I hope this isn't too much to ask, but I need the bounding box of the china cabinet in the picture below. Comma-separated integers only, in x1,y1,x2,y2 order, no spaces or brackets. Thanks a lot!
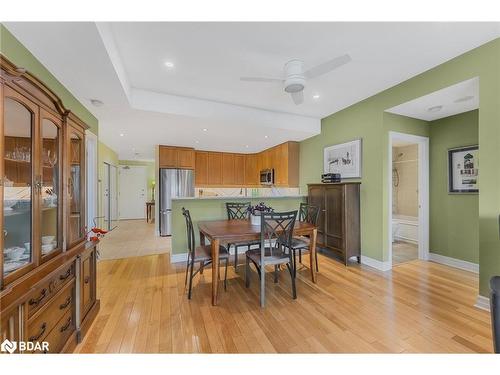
0,55,99,353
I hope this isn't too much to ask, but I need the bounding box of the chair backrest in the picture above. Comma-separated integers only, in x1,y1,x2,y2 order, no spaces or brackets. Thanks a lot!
491,276,500,353
261,210,297,258
226,202,251,220
299,203,320,225
182,207,196,258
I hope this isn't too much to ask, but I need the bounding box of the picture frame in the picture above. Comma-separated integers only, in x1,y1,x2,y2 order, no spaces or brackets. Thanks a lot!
323,139,362,179
448,145,479,194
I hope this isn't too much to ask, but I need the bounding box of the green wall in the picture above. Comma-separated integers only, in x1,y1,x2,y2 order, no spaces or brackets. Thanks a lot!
0,24,98,135
429,110,479,263
171,197,305,255
300,38,500,296
119,160,155,201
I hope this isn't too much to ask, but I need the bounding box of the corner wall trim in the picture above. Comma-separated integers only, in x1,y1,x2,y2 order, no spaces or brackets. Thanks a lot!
429,253,479,274
360,255,392,272
474,295,490,311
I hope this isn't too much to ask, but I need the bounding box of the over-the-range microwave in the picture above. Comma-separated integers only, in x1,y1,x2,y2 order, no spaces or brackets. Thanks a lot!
260,169,274,185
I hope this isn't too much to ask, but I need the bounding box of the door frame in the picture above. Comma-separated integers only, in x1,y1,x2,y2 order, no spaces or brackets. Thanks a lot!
85,130,98,232
388,131,430,265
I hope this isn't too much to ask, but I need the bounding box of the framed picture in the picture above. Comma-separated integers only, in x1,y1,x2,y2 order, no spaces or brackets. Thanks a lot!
448,145,479,193
323,139,362,179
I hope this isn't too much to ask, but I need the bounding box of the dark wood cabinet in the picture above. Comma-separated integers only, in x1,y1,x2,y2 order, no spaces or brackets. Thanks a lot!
308,183,360,265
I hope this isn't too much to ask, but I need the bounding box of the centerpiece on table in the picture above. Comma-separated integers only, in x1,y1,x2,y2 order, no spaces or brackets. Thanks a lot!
247,202,274,226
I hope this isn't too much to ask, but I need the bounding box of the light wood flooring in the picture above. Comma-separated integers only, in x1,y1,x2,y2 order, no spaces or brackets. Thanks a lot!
98,220,170,260
74,245,493,353
392,241,418,265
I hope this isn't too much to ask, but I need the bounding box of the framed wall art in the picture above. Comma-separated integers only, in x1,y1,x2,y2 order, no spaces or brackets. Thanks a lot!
448,145,479,193
323,139,362,179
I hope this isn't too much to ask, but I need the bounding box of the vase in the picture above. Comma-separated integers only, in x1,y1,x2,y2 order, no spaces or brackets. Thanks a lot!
250,214,261,226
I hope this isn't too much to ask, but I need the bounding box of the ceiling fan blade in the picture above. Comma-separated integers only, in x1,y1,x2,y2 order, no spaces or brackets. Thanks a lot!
304,54,351,79
240,76,283,83
291,91,304,105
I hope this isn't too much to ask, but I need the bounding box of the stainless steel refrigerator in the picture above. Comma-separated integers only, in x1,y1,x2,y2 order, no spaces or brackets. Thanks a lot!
159,169,194,236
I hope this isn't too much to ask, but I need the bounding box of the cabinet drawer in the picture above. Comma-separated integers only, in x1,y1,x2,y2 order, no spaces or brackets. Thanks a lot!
26,262,75,318
28,309,74,354
27,281,74,344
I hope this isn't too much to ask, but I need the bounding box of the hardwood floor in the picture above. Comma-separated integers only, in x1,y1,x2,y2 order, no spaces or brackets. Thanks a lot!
392,241,418,265
74,250,492,353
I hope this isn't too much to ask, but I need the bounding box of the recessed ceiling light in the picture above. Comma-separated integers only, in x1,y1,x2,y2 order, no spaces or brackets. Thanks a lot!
164,61,175,69
203,128,208,132
264,135,268,139
195,140,199,144
90,99,104,107
454,95,474,103
312,94,320,100
245,145,249,148
120,133,125,137
428,105,443,113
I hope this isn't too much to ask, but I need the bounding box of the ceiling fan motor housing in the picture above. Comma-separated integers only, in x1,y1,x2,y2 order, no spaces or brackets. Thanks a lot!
284,59,305,93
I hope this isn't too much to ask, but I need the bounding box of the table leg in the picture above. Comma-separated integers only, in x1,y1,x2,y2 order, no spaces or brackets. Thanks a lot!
309,228,317,283
211,238,220,305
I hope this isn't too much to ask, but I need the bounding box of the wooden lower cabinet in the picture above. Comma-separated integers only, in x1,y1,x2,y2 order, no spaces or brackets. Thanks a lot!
308,183,361,265
0,242,99,354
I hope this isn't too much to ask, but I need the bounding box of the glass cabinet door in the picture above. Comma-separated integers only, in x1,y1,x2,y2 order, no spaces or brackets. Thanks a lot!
68,129,85,246
40,113,62,259
2,95,36,279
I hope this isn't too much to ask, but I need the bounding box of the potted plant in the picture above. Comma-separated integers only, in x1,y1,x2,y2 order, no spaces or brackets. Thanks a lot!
247,202,274,226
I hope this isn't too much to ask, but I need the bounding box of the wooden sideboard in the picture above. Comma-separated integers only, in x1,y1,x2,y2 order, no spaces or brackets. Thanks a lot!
0,54,99,353
308,183,361,265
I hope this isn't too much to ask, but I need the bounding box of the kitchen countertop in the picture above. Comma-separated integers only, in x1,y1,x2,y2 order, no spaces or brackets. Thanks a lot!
172,195,306,201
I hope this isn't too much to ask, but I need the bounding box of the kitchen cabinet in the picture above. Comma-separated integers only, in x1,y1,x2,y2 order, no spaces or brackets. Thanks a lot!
195,151,209,186
207,152,223,185
234,154,245,185
222,153,236,185
1,56,99,353
159,146,195,169
307,183,361,265
245,153,260,186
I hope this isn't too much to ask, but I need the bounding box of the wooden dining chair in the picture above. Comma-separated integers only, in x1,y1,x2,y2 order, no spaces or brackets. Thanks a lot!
182,207,230,299
245,210,298,307
225,202,260,270
288,203,320,276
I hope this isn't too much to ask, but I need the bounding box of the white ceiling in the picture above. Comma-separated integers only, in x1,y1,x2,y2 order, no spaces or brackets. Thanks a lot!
386,78,479,121
4,22,500,160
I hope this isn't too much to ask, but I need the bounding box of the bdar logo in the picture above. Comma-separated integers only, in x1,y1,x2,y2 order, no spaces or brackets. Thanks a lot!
1,339,17,354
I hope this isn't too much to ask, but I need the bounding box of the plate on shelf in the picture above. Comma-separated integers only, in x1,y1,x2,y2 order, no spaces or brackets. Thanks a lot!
4,260,28,273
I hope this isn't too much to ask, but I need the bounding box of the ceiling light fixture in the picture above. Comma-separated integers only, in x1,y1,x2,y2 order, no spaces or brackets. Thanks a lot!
203,128,208,132
120,133,125,137
195,140,199,144
164,61,175,69
245,145,249,148
90,99,104,107
428,105,443,113
313,94,320,100
264,135,268,139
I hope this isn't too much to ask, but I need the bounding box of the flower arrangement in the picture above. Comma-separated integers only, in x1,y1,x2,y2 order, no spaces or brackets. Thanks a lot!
86,226,108,242
247,202,273,226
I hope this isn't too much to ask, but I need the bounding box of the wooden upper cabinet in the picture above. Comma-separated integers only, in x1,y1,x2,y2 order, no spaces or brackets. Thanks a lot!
159,146,195,169
245,153,259,186
207,152,223,185
222,153,236,185
234,154,245,185
195,151,208,186
177,148,195,169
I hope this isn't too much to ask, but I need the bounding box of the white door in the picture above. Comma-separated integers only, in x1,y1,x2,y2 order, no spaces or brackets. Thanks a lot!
119,166,147,219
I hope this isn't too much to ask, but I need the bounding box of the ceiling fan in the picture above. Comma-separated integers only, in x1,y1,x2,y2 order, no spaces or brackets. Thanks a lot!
240,54,351,105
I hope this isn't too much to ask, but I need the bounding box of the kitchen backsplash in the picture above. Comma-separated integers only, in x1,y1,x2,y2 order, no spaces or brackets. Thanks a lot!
195,187,300,198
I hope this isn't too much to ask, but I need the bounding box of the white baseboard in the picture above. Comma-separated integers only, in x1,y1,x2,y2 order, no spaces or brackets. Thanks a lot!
361,255,392,272
474,295,490,311
170,253,188,263
429,253,479,274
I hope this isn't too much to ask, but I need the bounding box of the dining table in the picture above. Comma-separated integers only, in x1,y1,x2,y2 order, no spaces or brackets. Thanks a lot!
197,219,318,306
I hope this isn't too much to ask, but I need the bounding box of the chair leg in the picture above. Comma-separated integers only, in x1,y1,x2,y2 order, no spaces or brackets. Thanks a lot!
200,260,204,275
224,257,228,291
187,260,195,300
234,245,238,270
299,249,302,264
286,263,297,300
245,256,250,288
274,265,279,283
292,250,297,278
184,255,190,287
315,250,319,272
260,263,266,308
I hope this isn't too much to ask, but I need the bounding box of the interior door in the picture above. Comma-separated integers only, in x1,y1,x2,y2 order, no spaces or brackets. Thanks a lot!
118,165,147,220
102,162,110,229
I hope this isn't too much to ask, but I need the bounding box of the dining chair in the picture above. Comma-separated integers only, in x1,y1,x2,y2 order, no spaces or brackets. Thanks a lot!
287,203,320,276
182,207,230,299
225,202,261,270
245,210,298,307
491,275,500,353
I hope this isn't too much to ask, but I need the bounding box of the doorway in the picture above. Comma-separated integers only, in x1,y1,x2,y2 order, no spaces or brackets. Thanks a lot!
103,162,119,231
388,132,429,265
118,165,147,220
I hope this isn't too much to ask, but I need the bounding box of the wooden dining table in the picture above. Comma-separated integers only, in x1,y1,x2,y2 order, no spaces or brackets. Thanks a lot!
197,219,318,306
